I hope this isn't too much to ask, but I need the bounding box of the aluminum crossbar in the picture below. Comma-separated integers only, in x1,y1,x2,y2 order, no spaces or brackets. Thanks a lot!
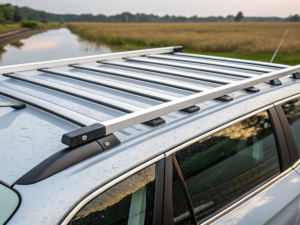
39,68,177,102
4,74,143,113
125,57,256,78
148,54,274,73
174,52,289,69
0,86,98,126
70,64,210,92
100,65,300,135
100,61,235,85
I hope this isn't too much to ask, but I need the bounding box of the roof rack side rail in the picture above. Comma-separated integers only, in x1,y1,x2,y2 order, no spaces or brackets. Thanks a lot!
0,86,98,127
148,54,275,73
124,57,255,78
0,101,26,109
99,64,300,136
100,61,259,93
173,52,289,69
0,47,178,75
38,68,200,113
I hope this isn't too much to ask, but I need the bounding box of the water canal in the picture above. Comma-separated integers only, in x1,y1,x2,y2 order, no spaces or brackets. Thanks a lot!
0,28,114,66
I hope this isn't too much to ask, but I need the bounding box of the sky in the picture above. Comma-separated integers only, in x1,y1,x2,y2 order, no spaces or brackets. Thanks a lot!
6,0,300,17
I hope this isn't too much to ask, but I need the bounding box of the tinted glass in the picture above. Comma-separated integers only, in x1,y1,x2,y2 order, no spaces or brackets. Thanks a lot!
68,164,156,225
0,184,19,224
174,111,280,223
281,97,300,155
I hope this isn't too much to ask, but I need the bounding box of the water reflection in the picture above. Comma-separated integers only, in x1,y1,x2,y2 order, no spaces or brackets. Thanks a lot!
0,28,113,67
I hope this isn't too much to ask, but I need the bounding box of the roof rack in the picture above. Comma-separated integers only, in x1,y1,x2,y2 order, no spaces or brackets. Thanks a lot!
69,64,232,101
147,54,275,73
4,73,166,127
100,60,259,93
1,46,300,149
124,57,256,78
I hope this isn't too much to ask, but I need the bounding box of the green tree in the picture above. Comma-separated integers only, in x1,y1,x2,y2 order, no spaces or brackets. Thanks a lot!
290,14,300,22
234,11,244,22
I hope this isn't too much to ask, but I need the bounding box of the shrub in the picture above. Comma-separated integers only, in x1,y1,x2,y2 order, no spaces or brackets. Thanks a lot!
20,20,38,28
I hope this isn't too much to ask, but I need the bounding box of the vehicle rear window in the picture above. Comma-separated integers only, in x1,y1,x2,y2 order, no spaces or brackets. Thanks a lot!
172,111,280,223
281,97,300,155
68,164,156,225
0,183,19,224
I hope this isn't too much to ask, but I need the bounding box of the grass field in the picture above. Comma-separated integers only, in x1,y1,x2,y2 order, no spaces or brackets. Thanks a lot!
67,22,300,65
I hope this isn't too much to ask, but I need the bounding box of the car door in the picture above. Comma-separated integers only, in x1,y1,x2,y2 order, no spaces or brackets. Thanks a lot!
162,105,300,225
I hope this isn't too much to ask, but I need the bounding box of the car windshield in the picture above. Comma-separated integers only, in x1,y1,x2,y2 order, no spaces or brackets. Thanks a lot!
0,183,19,224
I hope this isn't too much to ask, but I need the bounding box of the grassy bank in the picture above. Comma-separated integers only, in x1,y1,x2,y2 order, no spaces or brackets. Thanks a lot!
0,22,65,34
0,24,22,33
67,22,300,65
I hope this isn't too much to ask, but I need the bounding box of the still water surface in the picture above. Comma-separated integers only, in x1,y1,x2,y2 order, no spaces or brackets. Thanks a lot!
0,28,113,67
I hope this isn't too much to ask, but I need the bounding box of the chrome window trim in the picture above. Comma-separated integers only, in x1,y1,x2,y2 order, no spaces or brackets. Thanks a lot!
274,93,300,106
60,154,164,225
165,104,273,157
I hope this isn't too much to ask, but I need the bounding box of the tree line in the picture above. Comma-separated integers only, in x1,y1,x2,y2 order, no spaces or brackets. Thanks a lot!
1,3,299,24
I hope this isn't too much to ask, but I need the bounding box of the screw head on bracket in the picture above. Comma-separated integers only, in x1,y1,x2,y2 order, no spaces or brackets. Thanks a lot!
104,142,111,146
82,135,87,141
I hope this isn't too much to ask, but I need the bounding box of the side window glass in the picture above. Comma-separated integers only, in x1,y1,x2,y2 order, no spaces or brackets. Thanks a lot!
173,111,280,223
68,164,156,225
281,97,300,155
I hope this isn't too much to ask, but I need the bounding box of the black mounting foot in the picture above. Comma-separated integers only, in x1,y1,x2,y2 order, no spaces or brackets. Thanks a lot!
173,46,183,53
143,117,165,127
245,87,260,93
180,105,200,113
62,123,106,147
270,79,282,85
215,95,233,102
293,73,300,79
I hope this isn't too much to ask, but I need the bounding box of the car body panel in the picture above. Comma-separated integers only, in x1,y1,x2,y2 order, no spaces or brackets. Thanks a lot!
212,170,300,225
6,76,300,225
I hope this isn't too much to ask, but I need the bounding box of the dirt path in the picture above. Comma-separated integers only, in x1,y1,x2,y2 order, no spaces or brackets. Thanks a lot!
0,28,42,47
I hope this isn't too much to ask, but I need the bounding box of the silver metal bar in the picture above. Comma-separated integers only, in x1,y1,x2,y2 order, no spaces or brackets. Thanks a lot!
148,54,274,73
270,29,289,63
5,74,143,113
0,101,26,109
101,65,300,135
40,68,177,102
0,47,176,74
71,64,210,92
0,86,98,127
126,57,256,78
174,52,289,69
101,61,234,85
